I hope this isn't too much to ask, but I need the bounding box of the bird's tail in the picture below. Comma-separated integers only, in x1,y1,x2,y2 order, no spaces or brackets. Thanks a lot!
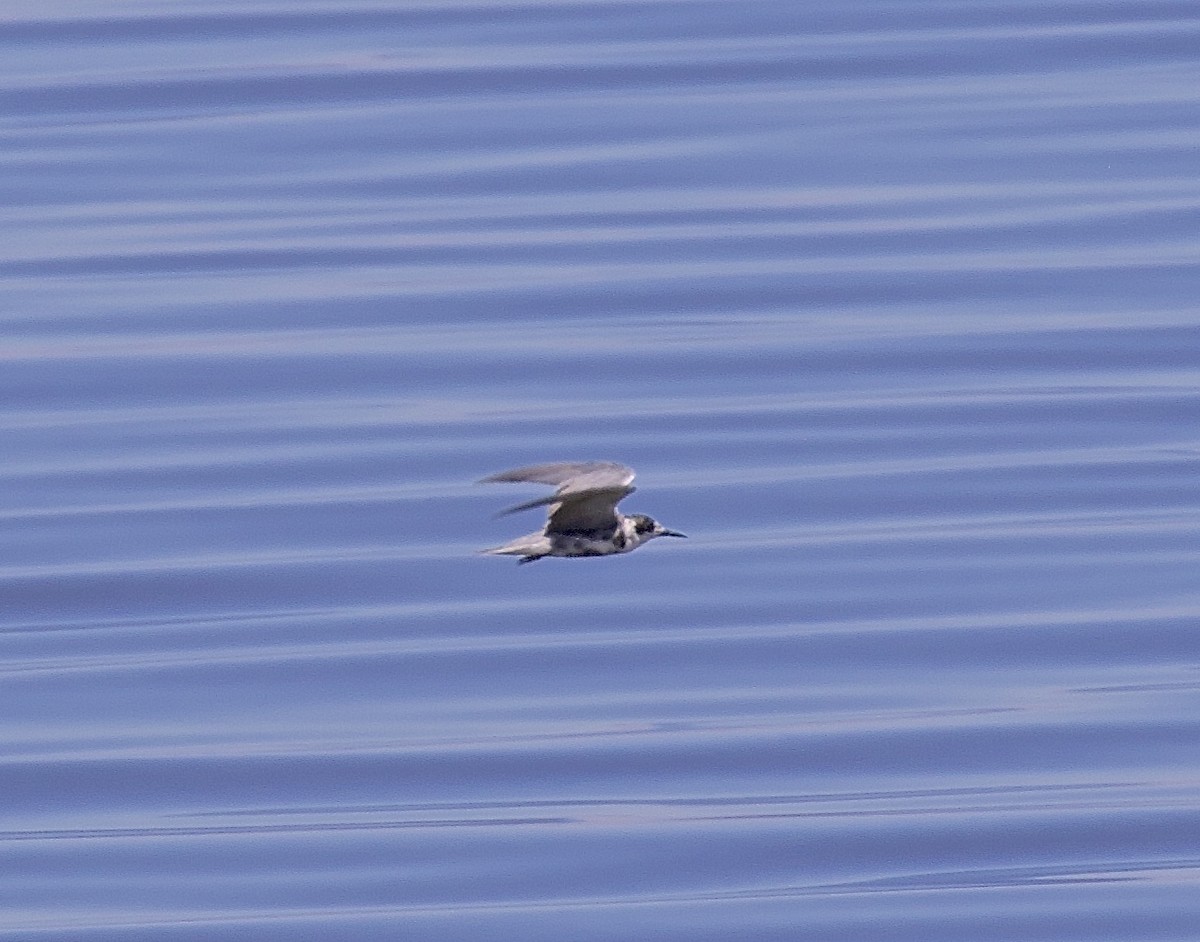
480,531,551,561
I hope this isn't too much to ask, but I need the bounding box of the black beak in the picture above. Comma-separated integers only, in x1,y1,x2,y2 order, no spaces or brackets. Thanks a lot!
661,529,687,538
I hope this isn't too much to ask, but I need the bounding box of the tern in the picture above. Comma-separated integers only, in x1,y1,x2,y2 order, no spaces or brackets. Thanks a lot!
479,461,686,563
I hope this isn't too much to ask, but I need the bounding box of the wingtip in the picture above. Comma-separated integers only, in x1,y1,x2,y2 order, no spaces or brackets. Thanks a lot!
492,494,555,518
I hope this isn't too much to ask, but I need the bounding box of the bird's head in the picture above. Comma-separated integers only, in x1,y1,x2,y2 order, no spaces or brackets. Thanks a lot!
630,514,687,541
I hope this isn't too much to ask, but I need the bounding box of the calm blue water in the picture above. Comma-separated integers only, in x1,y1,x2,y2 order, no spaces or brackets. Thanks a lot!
4,2,1200,938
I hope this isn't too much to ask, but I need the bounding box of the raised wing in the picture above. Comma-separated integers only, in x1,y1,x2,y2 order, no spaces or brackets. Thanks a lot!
480,461,636,529
479,461,633,489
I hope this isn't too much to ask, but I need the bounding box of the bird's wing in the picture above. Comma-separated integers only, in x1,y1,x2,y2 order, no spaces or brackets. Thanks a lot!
479,461,634,488
546,486,633,533
481,461,637,523
491,484,636,518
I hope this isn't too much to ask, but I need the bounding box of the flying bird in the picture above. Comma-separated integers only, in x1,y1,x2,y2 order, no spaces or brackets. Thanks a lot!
479,461,685,564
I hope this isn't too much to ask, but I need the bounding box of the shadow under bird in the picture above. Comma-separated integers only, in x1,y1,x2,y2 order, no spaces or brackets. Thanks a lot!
479,461,686,564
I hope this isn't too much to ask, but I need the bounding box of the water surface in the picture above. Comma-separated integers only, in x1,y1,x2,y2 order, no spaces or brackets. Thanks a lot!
3,1,1200,938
